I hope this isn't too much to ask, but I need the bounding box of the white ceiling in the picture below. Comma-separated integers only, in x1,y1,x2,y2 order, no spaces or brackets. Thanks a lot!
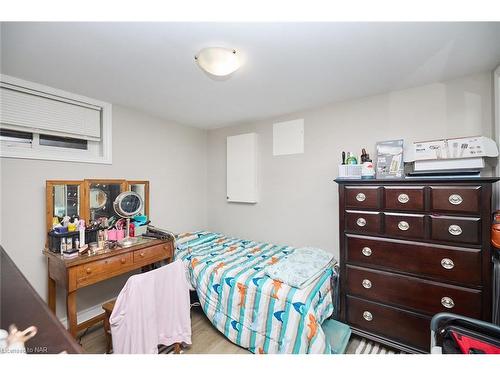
1,22,500,129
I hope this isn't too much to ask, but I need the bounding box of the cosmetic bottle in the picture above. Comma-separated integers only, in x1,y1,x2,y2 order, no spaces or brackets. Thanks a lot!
60,238,66,254
79,220,86,246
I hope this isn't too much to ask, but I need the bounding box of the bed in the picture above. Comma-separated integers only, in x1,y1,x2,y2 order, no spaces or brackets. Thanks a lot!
174,231,337,354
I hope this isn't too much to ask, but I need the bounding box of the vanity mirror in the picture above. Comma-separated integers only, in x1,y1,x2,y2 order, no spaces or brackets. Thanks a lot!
45,179,150,242
85,179,127,221
46,181,84,232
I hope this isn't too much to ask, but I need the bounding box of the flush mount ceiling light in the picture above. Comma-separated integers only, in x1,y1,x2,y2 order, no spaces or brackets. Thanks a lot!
195,47,241,77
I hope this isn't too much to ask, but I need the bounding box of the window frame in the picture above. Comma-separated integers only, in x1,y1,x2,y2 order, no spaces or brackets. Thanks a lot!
0,74,112,164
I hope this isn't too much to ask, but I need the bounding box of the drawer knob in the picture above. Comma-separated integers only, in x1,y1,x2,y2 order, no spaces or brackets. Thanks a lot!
86,267,92,274
356,217,367,227
356,193,366,202
448,225,462,236
441,297,455,309
362,279,372,289
363,311,373,321
398,193,410,204
362,247,372,257
398,221,410,231
441,258,455,270
121,258,126,264
140,252,145,257
449,194,463,205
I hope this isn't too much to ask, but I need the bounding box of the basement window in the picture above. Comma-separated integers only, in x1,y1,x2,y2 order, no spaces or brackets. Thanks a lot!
0,129,33,146
0,74,112,164
39,134,88,150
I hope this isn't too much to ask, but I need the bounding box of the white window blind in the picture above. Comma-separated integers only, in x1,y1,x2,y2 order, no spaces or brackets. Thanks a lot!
0,85,101,140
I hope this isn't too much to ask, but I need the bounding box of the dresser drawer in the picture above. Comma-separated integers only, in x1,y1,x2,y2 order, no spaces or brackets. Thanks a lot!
384,187,424,211
346,265,482,318
346,295,430,351
430,215,480,245
384,213,425,239
430,186,481,214
345,211,381,234
345,187,380,209
346,235,482,286
76,253,133,287
133,243,172,264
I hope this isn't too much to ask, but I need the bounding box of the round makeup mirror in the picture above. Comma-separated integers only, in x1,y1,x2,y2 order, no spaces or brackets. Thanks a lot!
113,191,143,218
113,191,144,246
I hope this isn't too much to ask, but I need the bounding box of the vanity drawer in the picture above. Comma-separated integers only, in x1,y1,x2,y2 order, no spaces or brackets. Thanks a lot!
346,265,482,318
384,213,425,239
133,243,173,264
430,215,481,245
346,235,482,286
346,295,430,351
345,211,381,235
384,187,424,211
345,187,380,209
76,253,133,287
430,186,481,214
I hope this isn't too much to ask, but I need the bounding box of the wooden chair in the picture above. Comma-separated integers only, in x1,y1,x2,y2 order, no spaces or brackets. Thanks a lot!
102,300,181,354
102,300,115,354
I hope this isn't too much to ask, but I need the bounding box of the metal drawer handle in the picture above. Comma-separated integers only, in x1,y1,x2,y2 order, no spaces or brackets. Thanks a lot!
441,297,455,309
86,267,92,274
363,311,373,321
448,225,462,236
362,247,372,257
356,217,367,227
356,193,366,202
398,193,410,204
441,258,455,270
362,279,372,289
449,194,463,205
140,252,145,257
398,221,410,231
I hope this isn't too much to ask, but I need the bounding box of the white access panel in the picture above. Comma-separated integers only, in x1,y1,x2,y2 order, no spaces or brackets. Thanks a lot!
227,133,258,203
273,118,304,156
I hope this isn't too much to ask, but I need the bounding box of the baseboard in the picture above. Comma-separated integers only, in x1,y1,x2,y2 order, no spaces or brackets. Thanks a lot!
59,303,105,329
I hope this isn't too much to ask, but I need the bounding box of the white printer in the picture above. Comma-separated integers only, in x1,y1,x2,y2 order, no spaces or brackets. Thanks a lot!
404,136,499,175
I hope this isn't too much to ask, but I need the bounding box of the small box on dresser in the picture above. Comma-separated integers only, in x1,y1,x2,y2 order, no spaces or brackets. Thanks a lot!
335,177,499,353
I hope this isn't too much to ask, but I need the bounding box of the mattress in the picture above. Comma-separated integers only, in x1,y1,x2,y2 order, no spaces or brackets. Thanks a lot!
174,231,337,354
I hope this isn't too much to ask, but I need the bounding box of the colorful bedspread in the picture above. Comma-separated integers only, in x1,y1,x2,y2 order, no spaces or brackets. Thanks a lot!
174,231,337,354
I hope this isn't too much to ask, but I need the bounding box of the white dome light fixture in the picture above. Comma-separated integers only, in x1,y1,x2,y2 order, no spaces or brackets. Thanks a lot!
195,47,241,78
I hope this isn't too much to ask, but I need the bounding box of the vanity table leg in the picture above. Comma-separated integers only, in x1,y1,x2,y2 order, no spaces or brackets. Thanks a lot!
48,276,56,313
66,291,78,338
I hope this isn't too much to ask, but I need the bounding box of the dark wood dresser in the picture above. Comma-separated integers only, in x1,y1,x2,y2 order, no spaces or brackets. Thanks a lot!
335,177,499,353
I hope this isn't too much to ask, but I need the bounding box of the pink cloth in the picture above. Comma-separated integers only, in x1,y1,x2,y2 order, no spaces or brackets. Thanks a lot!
109,260,192,354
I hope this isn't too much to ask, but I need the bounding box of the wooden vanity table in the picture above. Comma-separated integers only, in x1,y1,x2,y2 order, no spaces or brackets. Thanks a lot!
44,178,173,338
44,237,174,338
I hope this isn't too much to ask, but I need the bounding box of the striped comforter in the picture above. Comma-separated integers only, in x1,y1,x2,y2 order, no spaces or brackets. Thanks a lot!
174,231,336,354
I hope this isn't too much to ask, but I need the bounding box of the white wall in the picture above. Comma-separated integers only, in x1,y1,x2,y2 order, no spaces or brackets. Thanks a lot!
0,71,495,322
0,105,208,319
206,73,494,260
